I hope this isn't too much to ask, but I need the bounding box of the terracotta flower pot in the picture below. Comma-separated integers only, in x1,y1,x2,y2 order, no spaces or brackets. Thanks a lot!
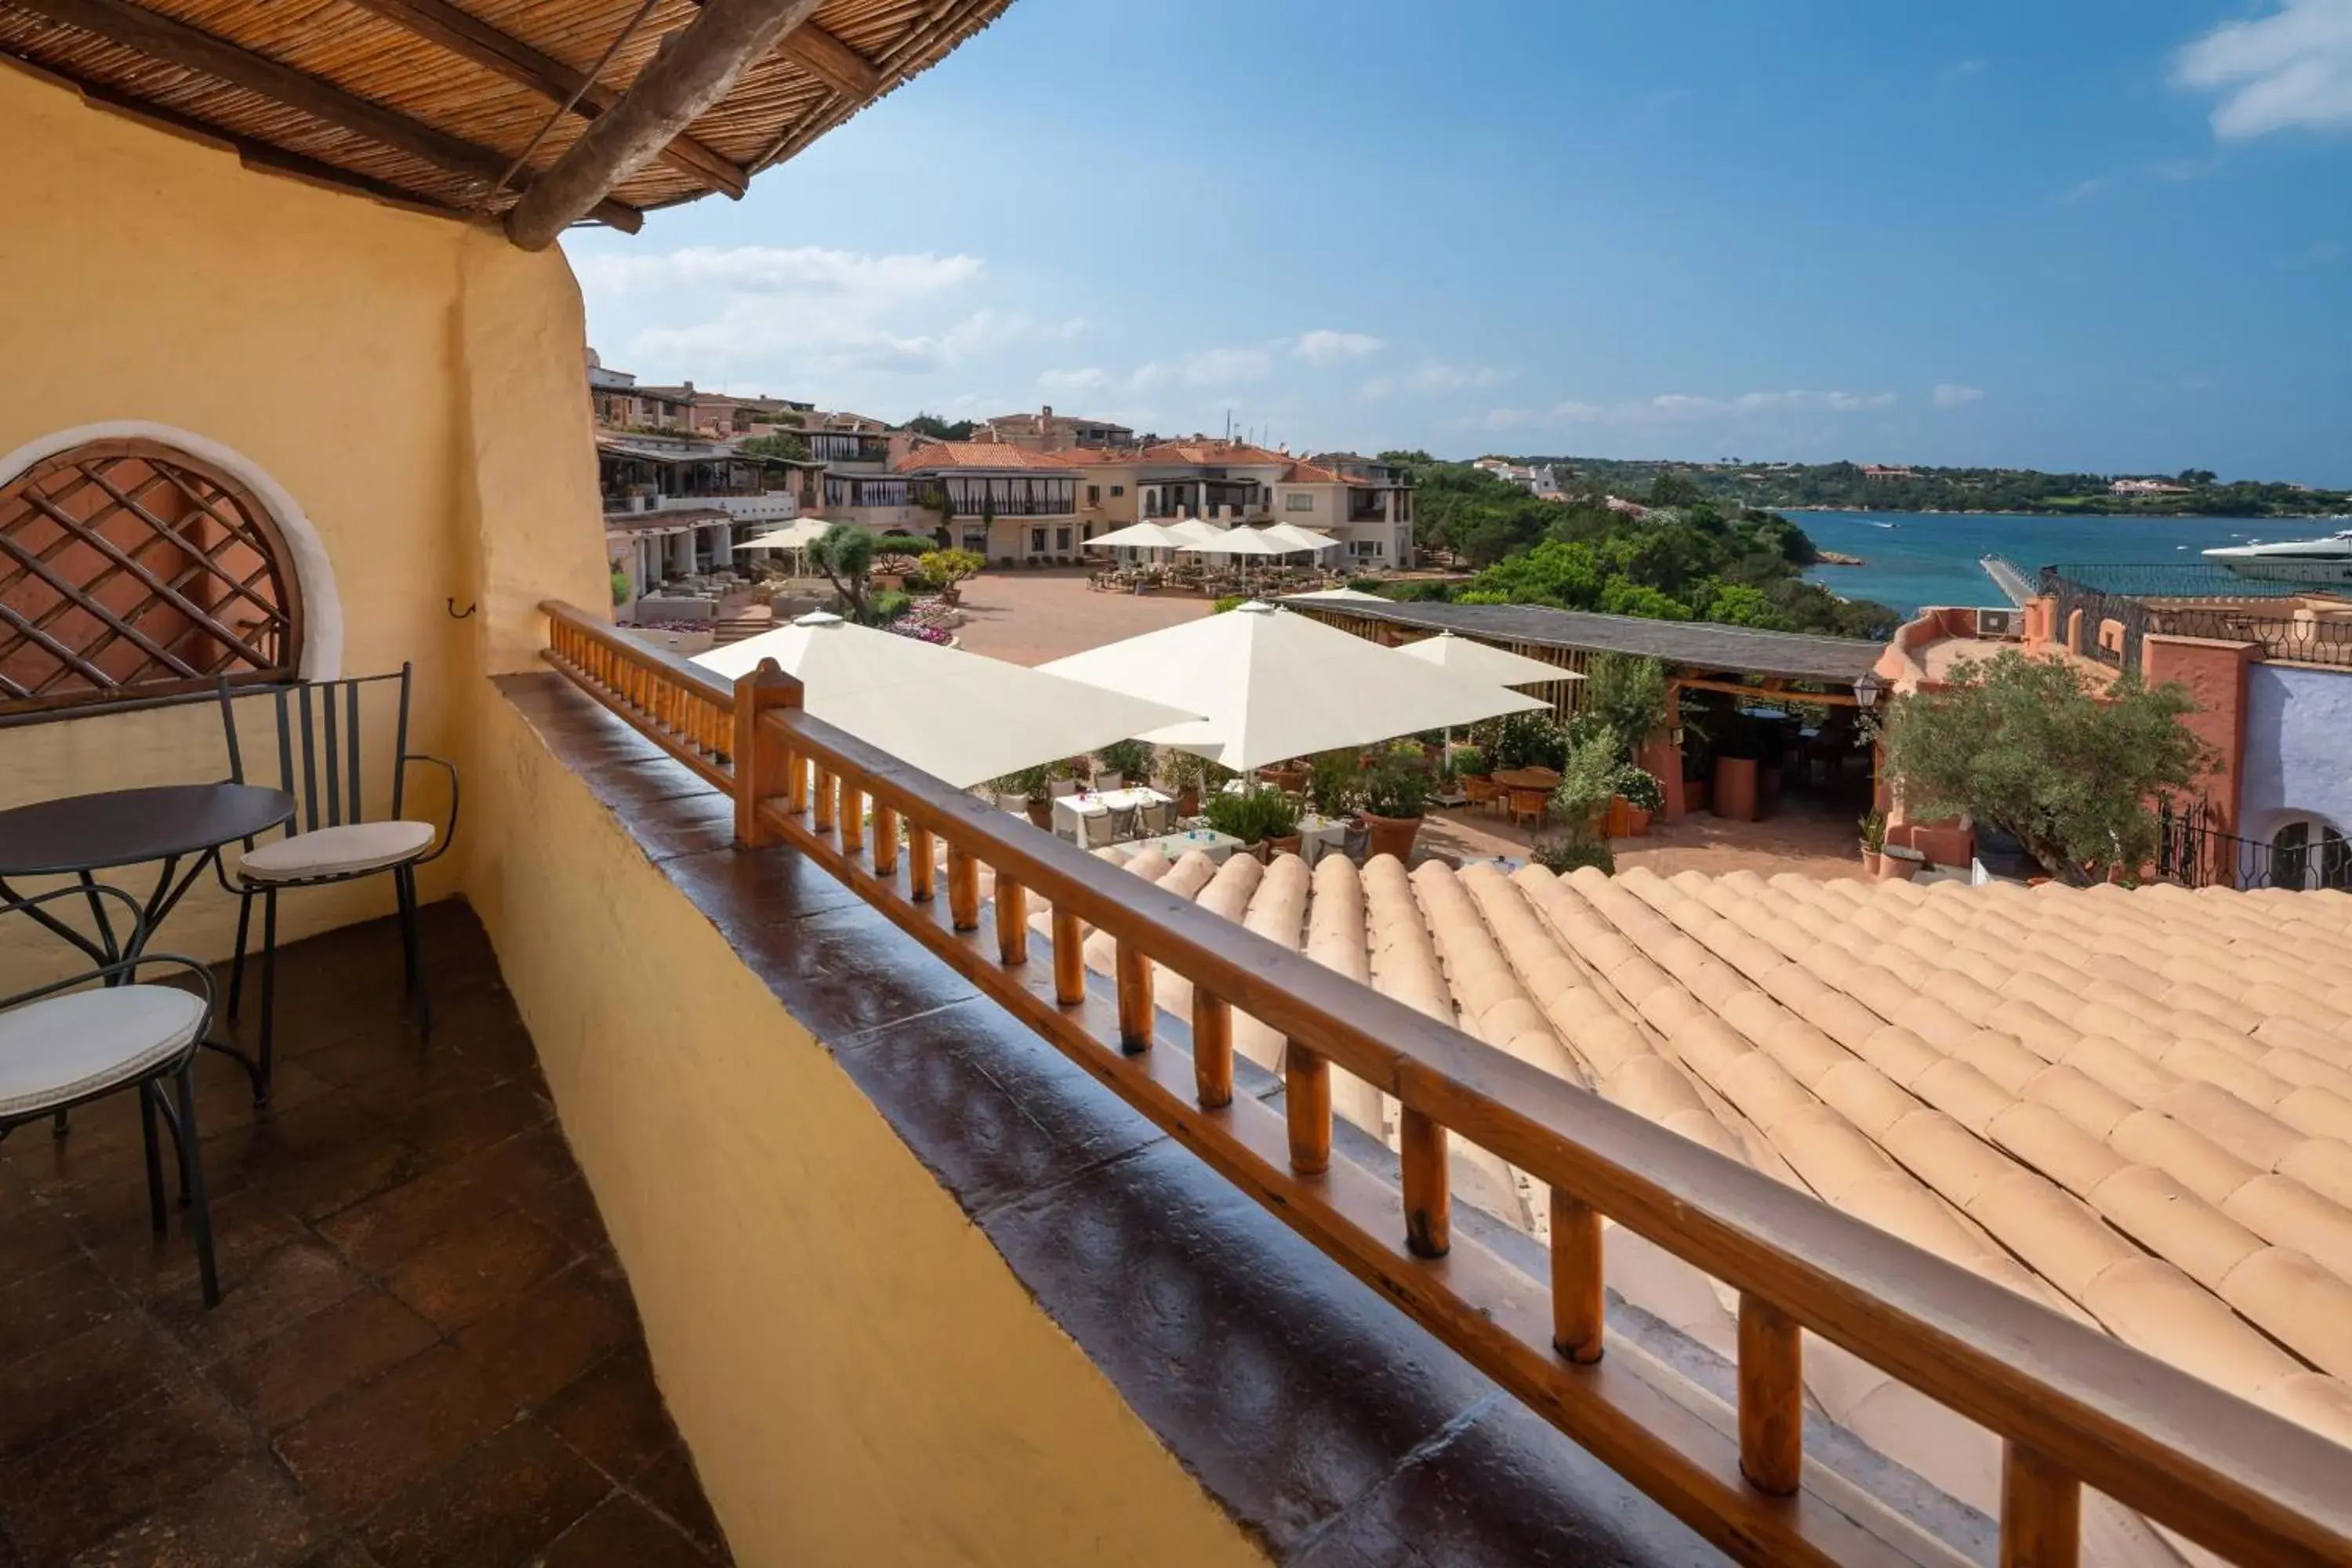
1712,757,1759,822
1025,800,1054,830
1261,833,1302,862
1878,846,1924,881
1175,788,1200,818
1605,797,1631,839
1624,806,1652,837
1862,849,1883,877
1685,779,1710,814
1363,811,1421,862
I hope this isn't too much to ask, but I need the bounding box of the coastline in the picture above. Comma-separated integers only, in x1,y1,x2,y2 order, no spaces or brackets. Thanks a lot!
1784,505,2352,521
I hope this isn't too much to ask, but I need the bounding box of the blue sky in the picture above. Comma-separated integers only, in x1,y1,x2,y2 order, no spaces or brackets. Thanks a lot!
567,0,2352,484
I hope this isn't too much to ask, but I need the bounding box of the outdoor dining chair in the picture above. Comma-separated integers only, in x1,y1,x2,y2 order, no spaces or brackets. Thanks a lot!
214,666,457,1098
1,886,220,1305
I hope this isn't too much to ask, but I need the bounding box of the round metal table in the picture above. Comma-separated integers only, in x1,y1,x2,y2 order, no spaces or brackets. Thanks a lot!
0,782,295,1123
0,782,295,966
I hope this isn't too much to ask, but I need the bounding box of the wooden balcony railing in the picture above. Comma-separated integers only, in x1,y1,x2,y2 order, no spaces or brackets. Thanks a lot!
538,601,2352,1568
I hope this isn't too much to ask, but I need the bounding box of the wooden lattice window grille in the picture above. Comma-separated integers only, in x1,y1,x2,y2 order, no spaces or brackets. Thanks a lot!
0,439,305,719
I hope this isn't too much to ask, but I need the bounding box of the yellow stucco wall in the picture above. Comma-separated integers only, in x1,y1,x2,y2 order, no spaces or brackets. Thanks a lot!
469,693,1267,1568
0,64,602,988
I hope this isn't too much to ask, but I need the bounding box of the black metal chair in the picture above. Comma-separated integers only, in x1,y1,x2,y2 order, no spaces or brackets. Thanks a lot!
216,666,458,1098
0,886,220,1305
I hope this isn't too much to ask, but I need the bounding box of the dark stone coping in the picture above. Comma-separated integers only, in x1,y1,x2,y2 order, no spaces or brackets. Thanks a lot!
493,670,1988,1566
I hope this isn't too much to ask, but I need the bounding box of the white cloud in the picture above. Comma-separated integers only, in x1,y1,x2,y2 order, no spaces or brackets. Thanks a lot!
1933,383,1986,408
1549,401,1606,420
1498,389,1897,429
2053,176,2113,206
1038,367,1112,393
1293,329,1385,364
2176,0,2352,139
1130,348,1272,390
576,245,982,299
1359,363,1503,400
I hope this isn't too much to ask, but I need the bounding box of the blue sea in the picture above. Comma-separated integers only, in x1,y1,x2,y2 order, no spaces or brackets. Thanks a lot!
1792,510,2291,617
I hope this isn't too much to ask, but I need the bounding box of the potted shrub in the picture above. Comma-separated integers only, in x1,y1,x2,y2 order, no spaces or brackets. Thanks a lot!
1305,748,1363,821
993,765,1054,829
1359,755,1433,862
1094,739,1154,793
1415,728,1447,766
917,547,984,608
1157,748,1210,818
1205,786,1303,861
1858,808,1886,875
1614,766,1664,837
1532,837,1616,876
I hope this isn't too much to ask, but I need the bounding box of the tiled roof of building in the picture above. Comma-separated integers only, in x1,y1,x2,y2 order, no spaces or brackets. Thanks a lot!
1138,440,1294,467
1283,459,1355,485
1303,599,1884,683
891,442,1084,473
1029,852,2352,1541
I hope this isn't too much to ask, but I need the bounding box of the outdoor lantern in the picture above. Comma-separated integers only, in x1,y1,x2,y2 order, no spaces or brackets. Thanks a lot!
1852,670,1883,711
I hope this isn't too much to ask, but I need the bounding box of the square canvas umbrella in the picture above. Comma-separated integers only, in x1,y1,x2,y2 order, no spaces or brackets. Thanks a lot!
1040,601,1548,773
1256,523,1341,556
1083,521,1183,551
1175,528,1288,558
1160,517,1228,546
737,517,833,550
1283,586,1391,603
1394,631,1582,688
695,612,1201,789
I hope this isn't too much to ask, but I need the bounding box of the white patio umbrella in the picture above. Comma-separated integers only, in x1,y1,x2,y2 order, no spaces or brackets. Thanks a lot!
1160,517,1227,546
1256,523,1341,557
694,612,1201,789
1283,586,1391,603
1394,631,1582,688
1176,528,1289,558
1040,601,1548,772
736,517,833,551
1083,521,1183,551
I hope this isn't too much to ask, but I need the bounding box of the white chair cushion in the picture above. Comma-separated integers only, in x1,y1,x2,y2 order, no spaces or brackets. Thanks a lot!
238,820,435,883
0,985,206,1120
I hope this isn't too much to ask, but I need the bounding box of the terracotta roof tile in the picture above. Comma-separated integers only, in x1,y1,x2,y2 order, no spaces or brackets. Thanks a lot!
891,441,1088,473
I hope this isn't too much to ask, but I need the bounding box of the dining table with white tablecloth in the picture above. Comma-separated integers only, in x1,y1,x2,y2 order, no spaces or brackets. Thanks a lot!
1051,786,1177,846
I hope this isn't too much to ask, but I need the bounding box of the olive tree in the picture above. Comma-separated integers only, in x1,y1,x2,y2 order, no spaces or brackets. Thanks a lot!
807,522,877,622
1874,650,2210,884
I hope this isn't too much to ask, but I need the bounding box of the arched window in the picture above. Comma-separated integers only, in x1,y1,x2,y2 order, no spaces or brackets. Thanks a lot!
0,438,303,719
2272,817,2352,892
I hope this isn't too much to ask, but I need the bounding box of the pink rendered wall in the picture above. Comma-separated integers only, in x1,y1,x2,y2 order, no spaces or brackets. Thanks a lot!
2140,634,2255,832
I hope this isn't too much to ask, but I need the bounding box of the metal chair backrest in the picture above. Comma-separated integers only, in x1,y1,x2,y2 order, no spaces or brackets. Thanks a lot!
218,665,413,840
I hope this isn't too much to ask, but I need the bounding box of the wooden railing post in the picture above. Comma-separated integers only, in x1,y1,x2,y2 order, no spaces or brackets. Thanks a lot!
1051,909,1083,1005
908,825,935,901
1193,993,1233,1108
812,765,836,833
1400,1105,1449,1257
731,660,801,848
996,876,1028,965
1286,1040,1330,1174
947,844,980,931
1738,1294,1804,1497
2001,1443,2082,1568
1551,1189,1604,1363
840,782,866,854
1115,941,1152,1052
872,804,900,875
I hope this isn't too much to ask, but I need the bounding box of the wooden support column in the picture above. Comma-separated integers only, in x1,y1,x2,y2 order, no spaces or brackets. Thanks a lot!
1738,1294,1804,1496
1551,1189,1604,1363
506,0,826,248
2000,1443,2082,1568
729,659,800,847
1400,1106,1449,1258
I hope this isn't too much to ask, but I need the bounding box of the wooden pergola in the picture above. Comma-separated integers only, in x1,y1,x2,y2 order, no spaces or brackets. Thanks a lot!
0,0,1014,247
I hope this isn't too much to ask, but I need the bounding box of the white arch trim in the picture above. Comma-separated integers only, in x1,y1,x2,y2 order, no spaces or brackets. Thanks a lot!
0,420,343,680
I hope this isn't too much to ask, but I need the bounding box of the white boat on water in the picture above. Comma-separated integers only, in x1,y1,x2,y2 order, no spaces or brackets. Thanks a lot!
2201,528,2352,586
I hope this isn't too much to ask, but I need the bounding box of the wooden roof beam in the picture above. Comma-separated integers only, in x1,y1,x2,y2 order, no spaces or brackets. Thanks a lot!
339,0,748,199
12,0,642,230
506,0,822,249
779,21,880,96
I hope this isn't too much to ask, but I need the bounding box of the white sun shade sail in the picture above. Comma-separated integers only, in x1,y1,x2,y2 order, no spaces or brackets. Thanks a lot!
1394,631,1582,688
1256,523,1341,555
737,517,833,550
1040,601,1548,773
1176,528,1289,557
694,613,1202,789
1083,521,1184,550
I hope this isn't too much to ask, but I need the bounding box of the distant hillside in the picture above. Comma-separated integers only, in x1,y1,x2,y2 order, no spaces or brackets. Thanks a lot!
1505,458,2352,518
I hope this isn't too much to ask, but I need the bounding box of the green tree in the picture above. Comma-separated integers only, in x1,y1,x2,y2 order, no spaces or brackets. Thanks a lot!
904,413,976,441
1466,539,1602,607
808,523,878,622
739,432,809,462
1874,651,2212,884
1596,580,1692,619
1646,471,1704,508
1576,654,1674,759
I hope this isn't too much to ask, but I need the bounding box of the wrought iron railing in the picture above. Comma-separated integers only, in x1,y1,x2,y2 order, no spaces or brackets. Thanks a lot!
2038,568,2352,669
2158,800,2352,891
538,599,2352,1568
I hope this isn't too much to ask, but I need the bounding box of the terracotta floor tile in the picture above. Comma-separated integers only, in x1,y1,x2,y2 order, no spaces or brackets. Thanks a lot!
456,1259,638,1416
358,1421,608,1568
317,1127,575,1278
272,1345,523,1524
537,1494,716,1568
82,1186,305,1303
0,1254,125,1372
384,1209,572,1333
292,1542,383,1568
153,1240,368,1363
0,1195,85,1280
503,1174,614,1257
212,1290,439,1434
630,1446,728,1558
0,1379,254,1564
67,1454,322,1568
368,1080,555,1170
0,1315,183,1461
539,1348,681,1484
